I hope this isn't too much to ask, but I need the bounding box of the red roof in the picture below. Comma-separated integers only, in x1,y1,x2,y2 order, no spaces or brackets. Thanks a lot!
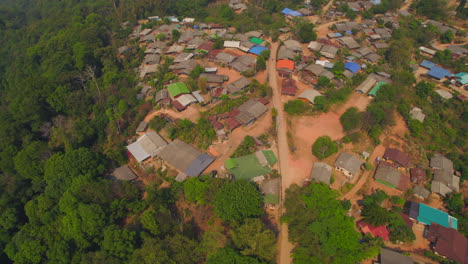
358,221,390,241
172,100,186,112
426,223,468,264
397,172,409,191
256,98,269,105
207,49,223,59
281,78,298,96
276,59,294,71
210,120,224,130
410,168,427,183
278,70,292,77
226,117,241,130
212,87,226,98
198,41,214,52
383,148,410,167
218,112,230,119
228,109,240,118
398,212,413,228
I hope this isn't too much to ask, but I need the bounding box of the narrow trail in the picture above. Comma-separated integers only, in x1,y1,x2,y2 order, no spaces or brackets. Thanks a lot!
268,42,294,264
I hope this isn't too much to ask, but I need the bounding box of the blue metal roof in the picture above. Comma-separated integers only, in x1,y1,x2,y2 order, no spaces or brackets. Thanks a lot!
281,8,303,16
420,60,435,69
345,62,361,74
427,66,451,80
248,45,269,56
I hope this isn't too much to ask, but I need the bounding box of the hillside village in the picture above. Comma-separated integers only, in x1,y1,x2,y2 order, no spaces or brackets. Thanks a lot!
110,1,468,262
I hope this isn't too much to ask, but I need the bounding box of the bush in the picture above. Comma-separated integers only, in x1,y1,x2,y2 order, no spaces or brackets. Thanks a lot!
284,100,310,115
231,136,256,158
312,136,338,160
340,107,362,132
148,116,168,132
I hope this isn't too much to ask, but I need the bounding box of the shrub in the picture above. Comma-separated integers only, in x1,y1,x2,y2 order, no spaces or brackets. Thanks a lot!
312,136,338,160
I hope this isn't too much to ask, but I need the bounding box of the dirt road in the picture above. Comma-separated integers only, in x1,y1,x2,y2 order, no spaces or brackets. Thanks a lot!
269,42,294,264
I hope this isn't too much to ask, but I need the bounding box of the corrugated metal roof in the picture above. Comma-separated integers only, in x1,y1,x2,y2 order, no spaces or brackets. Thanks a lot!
417,203,458,229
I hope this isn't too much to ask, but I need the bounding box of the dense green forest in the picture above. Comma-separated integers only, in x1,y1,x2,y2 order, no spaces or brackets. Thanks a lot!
0,0,311,262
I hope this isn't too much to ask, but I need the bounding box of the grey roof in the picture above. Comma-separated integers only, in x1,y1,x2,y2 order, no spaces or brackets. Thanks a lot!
335,22,360,32
216,52,236,64
199,73,227,83
186,38,204,49
413,185,430,199
365,53,381,63
380,248,413,264
308,41,323,51
431,181,455,197
159,139,214,177
304,64,325,75
320,45,339,58
112,165,138,181
284,39,302,52
230,55,256,72
245,30,263,38
127,132,168,162
227,77,252,93
356,75,377,93
155,89,168,102
298,89,321,104
178,30,194,43
236,100,268,124
435,89,453,100
166,44,184,54
334,152,363,175
170,60,198,71
144,54,161,65
447,45,468,55
358,47,372,56
430,155,453,172
259,178,280,196
310,162,332,185
136,121,148,132
174,52,194,63
277,46,296,60
409,107,425,122
338,36,360,49
433,169,460,193
374,162,403,188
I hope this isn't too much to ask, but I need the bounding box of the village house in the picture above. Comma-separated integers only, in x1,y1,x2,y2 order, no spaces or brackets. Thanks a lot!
410,168,427,184
235,99,268,126
127,131,168,162
159,139,215,180
358,221,390,241
298,89,321,104
407,201,458,229
409,107,425,122
310,162,332,185
383,147,410,168
374,161,409,191
379,248,413,264
425,223,468,264
413,185,431,200
227,77,252,93
430,155,460,197
334,152,363,179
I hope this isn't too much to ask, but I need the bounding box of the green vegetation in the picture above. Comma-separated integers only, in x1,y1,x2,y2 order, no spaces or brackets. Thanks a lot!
214,180,263,223
283,184,380,263
148,115,168,132
230,219,276,262
167,118,215,149
444,193,468,236
296,21,317,43
284,100,312,115
340,107,363,132
231,136,257,158
412,0,448,20
312,136,338,160
203,95,249,116
361,191,415,243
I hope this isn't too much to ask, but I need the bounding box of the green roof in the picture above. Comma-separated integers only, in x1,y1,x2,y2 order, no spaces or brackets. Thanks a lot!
167,82,190,98
226,153,272,180
369,82,387,97
417,203,458,229
264,193,279,204
454,72,468,85
225,158,237,170
250,37,263,45
210,34,220,39
262,150,278,165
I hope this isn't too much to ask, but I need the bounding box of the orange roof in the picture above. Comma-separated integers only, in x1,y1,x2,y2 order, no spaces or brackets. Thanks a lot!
276,59,294,71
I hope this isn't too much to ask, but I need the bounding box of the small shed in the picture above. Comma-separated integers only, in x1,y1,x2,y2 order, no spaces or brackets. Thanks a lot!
112,166,138,181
